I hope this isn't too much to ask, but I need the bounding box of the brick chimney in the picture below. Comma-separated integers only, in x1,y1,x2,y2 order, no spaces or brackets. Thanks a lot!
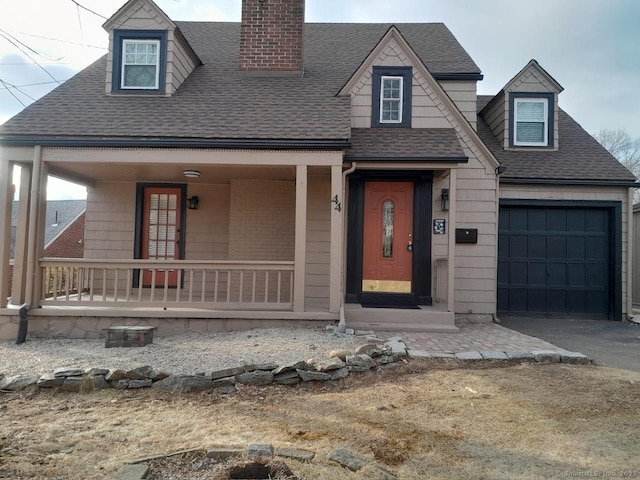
239,0,304,76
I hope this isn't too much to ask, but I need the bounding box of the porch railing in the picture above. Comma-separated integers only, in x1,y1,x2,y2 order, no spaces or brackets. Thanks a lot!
434,257,448,305
39,258,295,310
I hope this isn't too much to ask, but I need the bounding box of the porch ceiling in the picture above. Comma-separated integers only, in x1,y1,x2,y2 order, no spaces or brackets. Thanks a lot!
48,162,298,186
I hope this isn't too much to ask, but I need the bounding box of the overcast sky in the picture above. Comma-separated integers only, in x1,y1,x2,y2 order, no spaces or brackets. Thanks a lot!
1,0,639,199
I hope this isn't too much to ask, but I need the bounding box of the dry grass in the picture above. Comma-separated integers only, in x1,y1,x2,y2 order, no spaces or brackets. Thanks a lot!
0,361,639,479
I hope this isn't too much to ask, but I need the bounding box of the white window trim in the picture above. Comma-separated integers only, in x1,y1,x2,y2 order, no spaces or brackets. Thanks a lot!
514,98,549,147
379,75,403,124
121,39,161,90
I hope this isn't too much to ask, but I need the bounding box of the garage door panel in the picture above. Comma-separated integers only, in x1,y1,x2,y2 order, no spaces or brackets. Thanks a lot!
498,205,611,318
548,263,567,286
527,262,546,285
548,236,567,258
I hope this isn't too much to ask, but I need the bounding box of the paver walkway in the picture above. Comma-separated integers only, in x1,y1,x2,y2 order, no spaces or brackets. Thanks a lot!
378,322,565,354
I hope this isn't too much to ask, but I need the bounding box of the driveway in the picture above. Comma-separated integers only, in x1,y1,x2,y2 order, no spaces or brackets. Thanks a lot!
498,316,640,372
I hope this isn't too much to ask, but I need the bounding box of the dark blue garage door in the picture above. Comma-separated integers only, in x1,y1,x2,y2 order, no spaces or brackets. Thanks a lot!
498,205,612,319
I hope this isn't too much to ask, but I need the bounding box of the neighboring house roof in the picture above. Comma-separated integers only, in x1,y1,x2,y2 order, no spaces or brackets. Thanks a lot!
10,200,86,258
0,23,480,145
477,96,637,183
346,128,467,161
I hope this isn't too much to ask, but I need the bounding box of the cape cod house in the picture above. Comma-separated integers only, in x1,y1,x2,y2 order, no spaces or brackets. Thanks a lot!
0,0,635,340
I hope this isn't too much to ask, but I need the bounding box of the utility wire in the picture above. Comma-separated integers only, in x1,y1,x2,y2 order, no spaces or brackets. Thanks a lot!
69,0,109,21
0,28,62,61
0,79,36,101
0,31,60,84
2,30,105,50
0,77,27,108
0,80,65,89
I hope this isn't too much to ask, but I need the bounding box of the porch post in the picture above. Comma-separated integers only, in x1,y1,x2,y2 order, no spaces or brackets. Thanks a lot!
11,166,32,305
24,146,44,308
293,164,307,312
447,169,457,313
0,160,14,308
329,164,343,313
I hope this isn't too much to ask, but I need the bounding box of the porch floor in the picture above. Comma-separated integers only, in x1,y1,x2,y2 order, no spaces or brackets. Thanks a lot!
343,303,458,333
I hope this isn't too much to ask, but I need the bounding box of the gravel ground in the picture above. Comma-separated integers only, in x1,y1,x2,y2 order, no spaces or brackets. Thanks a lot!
0,327,365,377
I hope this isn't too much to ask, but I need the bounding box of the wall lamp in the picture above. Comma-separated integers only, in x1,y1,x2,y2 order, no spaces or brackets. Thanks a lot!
187,196,199,210
440,189,449,212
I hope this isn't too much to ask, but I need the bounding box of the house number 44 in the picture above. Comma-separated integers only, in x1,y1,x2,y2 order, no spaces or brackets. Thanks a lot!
331,195,342,212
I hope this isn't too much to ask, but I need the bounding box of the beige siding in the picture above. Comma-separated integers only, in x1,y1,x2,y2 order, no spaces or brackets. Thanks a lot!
500,184,632,316
349,38,477,129
228,180,295,261
633,206,640,305
184,184,230,260
305,175,331,311
481,91,507,146
84,183,136,259
166,30,199,95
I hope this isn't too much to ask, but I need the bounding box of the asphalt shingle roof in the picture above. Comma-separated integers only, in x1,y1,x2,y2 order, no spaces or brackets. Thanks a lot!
0,22,480,143
477,96,636,183
346,128,466,160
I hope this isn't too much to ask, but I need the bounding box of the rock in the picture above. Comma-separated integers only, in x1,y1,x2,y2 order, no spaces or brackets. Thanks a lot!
329,349,352,361
211,366,245,380
345,329,355,335
105,369,127,381
328,448,367,471
346,354,376,371
150,370,171,381
114,464,149,480
296,369,330,382
125,366,153,380
355,344,381,356
61,376,84,392
151,375,212,393
243,363,279,372
236,370,273,386
206,448,243,461
275,448,315,462
313,357,346,372
53,367,84,378
90,376,110,390
480,351,509,361
86,368,109,376
329,367,349,380
37,373,65,388
407,349,432,359
375,355,396,365
274,371,300,385
0,375,39,391
456,351,483,361
128,379,153,389
218,385,237,394
247,443,274,459
387,341,407,356
355,330,376,337
212,376,236,388
431,352,456,359
271,360,307,375
361,464,398,480
379,363,401,370
112,379,130,390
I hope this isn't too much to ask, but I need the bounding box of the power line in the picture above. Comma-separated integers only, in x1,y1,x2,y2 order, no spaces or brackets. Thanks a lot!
3,30,106,50
0,31,60,85
0,28,62,62
0,77,27,108
0,79,36,101
0,80,66,89
69,0,109,21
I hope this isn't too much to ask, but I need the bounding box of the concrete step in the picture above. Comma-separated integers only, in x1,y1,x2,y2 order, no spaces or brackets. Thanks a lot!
344,304,459,333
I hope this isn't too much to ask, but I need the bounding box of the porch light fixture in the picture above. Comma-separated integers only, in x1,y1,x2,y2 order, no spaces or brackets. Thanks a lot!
187,196,199,210
440,189,449,212
183,169,200,178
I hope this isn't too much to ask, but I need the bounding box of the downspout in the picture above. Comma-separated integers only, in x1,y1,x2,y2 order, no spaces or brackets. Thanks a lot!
338,161,357,333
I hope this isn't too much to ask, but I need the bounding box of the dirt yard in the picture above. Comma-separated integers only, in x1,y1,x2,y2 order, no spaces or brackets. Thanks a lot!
1,361,639,479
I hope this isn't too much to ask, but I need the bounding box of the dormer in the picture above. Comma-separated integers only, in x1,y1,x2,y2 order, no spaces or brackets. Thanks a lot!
102,0,201,96
480,60,563,150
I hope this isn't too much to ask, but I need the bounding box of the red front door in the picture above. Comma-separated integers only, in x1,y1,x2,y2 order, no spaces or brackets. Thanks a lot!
362,181,413,293
141,187,181,287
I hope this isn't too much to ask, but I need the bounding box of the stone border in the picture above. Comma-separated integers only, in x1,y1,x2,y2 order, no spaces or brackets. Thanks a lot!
0,335,591,393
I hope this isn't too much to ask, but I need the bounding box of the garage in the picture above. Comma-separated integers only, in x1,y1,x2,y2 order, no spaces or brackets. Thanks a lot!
497,200,621,319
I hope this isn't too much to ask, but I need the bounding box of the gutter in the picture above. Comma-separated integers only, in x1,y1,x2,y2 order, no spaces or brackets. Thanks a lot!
337,161,357,334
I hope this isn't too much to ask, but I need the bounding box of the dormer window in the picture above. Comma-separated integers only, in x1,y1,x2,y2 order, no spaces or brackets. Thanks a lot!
122,40,160,89
112,30,167,94
510,92,554,147
371,66,412,127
